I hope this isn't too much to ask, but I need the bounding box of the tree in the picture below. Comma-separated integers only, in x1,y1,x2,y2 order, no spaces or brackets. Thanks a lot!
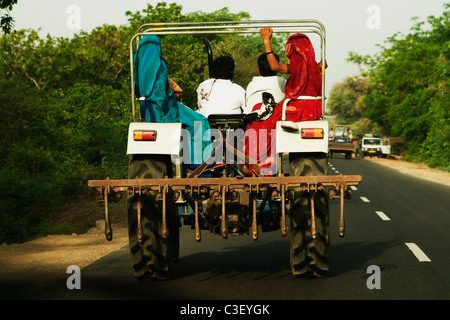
125,2,260,108
347,4,449,168
327,76,372,122
326,75,386,139
0,2,269,243
0,0,17,33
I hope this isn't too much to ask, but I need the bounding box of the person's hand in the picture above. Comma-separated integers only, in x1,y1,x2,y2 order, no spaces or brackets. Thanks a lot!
168,78,182,100
259,27,273,42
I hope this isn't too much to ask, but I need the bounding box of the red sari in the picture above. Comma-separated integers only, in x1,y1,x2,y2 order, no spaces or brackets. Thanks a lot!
245,34,323,176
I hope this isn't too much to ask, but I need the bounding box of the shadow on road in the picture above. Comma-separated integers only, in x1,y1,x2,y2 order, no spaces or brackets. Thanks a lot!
16,234,400,300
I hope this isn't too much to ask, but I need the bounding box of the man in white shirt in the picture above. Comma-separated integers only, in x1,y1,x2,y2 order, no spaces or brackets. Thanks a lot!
197,56,245,118
244,53,286,114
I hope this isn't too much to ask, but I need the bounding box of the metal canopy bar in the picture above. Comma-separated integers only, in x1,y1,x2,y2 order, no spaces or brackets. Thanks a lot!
129,20,326,121
133,29,321,37
137,25,323,37
136,19,325,33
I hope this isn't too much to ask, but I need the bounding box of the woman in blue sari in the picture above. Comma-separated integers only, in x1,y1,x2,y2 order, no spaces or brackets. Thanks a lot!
129,35,212,281
134,35,211,166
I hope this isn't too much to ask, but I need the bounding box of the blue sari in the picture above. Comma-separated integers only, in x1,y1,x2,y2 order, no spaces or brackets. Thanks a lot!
134,35,211,165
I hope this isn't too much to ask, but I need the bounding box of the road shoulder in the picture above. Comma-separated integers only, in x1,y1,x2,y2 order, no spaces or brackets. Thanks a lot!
365,157,450,187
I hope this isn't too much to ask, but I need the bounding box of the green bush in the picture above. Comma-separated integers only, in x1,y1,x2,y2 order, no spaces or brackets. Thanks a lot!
0,2,262,243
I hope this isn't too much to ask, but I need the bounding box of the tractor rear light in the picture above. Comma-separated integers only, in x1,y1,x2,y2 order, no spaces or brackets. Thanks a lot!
133,130,157,141
301,128,324,139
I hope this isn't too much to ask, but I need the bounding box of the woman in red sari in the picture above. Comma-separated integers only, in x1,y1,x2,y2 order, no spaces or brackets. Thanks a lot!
248,28,330,278
245,28,325,176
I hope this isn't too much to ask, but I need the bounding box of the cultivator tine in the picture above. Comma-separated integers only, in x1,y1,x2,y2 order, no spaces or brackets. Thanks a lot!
328,182,348,237
252,192,258,240
194,193,201,242
221,185,228,239
103,179,113,241
339,184,345,237
132,180,144,246
310,191,317,239
281,184,288,238
162,185,168,239
137,196,143,245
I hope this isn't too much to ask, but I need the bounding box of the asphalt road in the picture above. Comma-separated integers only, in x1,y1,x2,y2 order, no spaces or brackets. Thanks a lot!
33,156,450,304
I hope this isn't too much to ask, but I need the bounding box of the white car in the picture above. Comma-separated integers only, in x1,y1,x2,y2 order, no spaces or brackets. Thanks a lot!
361,136,382,158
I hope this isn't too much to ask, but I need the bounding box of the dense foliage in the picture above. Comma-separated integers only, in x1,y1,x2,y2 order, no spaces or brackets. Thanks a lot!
0,2,280,243
0,0,17,33
328,4,449,169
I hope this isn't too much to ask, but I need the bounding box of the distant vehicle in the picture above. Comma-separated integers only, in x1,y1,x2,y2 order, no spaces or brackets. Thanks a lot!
328,125,356,159
361,134,382,158
381,139,391,158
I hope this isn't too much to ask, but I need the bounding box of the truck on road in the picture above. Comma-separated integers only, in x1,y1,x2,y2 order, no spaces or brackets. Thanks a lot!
328,125,356,159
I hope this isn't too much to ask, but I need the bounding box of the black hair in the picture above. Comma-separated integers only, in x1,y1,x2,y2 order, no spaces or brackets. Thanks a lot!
211,56,235,80
257,52,279,76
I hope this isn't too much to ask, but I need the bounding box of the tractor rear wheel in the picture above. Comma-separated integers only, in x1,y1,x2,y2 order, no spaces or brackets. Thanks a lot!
127,154,180,281
288,153,330,277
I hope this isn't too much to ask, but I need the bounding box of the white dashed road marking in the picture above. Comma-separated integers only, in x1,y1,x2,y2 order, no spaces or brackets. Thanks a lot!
331,161,432,265
405,243,431,262
375,211,391,221
360,196,370,202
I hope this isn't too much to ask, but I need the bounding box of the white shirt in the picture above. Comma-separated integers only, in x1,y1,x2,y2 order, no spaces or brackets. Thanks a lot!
245,76,286,113
196,79,245,118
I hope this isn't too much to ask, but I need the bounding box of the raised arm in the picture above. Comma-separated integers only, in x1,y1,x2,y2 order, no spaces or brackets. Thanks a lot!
260,27,290,74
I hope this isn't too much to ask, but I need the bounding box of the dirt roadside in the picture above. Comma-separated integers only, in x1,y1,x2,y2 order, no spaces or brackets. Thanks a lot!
365,157,450,187
0,157,449,298
0,207,130,297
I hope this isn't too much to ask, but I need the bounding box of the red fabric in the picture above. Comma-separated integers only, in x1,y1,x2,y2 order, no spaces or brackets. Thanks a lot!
284,33,322,99
244,34,323,176
244,103,279,176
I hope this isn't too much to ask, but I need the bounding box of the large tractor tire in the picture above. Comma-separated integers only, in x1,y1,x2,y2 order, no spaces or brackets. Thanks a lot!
288,152,330,277
127,154,180,281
